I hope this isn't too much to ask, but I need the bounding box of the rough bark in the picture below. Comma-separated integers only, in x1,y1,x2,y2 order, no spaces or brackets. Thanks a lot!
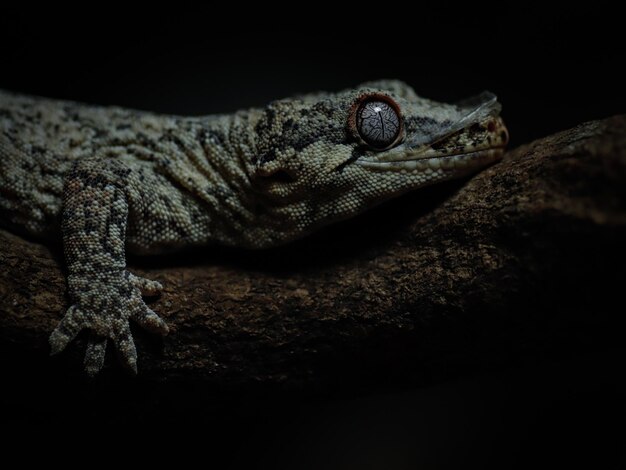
1,116,625,390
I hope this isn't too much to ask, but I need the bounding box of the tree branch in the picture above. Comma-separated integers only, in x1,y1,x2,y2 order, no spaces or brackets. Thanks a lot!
1,116,625,389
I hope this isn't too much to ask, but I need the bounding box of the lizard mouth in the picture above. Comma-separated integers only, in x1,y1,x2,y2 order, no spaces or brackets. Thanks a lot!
356,147,505,172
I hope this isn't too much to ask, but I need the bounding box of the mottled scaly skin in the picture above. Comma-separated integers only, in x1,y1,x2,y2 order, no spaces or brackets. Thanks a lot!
0,80,508,375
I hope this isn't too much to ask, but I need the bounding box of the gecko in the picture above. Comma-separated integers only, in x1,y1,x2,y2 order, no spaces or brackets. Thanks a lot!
0,80,508,375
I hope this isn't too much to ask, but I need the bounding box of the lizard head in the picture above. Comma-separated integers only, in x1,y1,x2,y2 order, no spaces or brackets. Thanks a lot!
249,79,508,247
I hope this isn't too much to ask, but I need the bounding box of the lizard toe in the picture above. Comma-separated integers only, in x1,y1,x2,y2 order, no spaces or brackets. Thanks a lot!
128,273,163,296
49,305,85,355
132,305,169,335
84,334,107,377
115,326,138,374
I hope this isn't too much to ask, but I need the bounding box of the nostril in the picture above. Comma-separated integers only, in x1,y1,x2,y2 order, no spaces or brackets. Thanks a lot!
487,120,496,133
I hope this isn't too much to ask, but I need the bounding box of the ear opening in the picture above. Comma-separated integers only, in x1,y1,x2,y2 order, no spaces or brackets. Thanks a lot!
259,169,296,184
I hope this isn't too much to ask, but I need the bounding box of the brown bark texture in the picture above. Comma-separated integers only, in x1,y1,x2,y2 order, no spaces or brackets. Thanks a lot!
1,116,625,390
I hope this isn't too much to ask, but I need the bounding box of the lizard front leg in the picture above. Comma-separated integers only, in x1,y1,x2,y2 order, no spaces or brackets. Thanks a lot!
49,157,168,375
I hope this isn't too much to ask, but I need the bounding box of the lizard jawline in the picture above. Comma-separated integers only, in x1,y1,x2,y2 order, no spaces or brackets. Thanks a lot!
355,148,504,172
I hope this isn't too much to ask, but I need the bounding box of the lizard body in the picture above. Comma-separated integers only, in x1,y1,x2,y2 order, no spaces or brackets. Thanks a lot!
0,80,508,374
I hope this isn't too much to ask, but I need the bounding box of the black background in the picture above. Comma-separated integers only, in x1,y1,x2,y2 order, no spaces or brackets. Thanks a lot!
2,5,623,147
1,4,624,468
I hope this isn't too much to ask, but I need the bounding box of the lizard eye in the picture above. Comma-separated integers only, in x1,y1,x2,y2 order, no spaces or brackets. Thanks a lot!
356,96,403,150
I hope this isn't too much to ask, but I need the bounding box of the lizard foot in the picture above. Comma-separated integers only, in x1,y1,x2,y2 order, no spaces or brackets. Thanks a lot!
49,271,169,376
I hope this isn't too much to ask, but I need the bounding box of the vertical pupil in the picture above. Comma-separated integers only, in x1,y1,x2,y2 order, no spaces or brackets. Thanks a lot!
357,100,400,149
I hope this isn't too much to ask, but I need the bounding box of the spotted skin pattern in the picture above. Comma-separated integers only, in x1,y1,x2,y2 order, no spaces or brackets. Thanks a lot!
0,80,508,375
